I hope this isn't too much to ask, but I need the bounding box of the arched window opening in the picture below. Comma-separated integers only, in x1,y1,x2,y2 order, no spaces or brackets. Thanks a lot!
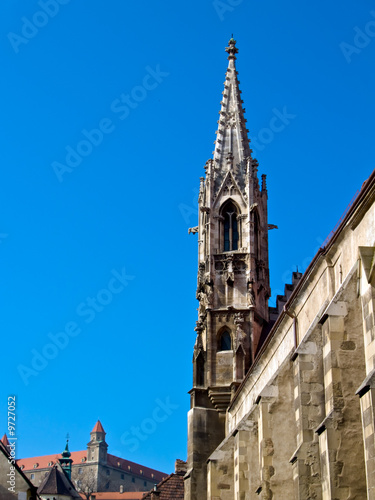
254,210,260,260
196,353,205,387
219,331,232,351
222,201,239,252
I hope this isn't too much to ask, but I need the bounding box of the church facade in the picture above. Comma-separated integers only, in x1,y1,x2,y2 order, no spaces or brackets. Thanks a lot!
185,38,375,499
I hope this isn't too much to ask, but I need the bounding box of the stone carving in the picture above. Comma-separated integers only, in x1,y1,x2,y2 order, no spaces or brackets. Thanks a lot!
194,332,203,352
197,262,205,286
188,226,198,234
234,313,246,349
248,280,255,307
197,299,205,320
225,271,234,284
195,320,203,333
214,254,247,274
225,112,236,129
197,263,214,315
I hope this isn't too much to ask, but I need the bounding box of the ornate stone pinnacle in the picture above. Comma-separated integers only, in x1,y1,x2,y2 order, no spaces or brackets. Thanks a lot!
225,37,238,60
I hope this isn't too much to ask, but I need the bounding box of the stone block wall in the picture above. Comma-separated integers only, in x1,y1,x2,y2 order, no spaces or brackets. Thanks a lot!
190,179,375,500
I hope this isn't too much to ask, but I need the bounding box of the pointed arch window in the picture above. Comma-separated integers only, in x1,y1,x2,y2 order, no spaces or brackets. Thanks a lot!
196,352,205,387
222,201,239,252
219,331,232,351
254,210,260,260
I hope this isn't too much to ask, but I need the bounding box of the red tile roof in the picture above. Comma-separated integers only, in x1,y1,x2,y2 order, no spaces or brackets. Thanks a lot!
17,450,87,471
17,451,166,483
1,433,9,446
80,493,144,500
142,472,184,500
91,420,106,434
107,454,166,482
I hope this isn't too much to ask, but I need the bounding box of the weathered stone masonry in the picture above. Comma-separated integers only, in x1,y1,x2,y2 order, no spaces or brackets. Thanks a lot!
185,36,375,500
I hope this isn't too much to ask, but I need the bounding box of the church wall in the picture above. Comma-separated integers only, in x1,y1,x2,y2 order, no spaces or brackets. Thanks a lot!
227,318,295,433
216,179,375,499
228,188,374,434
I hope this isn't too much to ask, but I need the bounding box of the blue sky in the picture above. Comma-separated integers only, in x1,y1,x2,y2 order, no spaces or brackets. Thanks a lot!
0,0,374,476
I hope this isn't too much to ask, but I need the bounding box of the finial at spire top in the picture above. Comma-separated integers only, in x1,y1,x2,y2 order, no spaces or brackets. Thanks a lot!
225,36,238,60
62,438,71,458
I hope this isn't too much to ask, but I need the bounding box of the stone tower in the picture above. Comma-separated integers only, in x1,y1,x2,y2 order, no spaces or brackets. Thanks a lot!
185,38,271,499
87,420,108,465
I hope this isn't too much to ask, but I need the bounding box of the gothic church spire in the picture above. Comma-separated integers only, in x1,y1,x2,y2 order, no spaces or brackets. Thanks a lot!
213,37,252,172
186,38,271,499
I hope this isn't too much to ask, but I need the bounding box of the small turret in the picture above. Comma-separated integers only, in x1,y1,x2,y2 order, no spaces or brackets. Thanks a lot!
58,439,73,480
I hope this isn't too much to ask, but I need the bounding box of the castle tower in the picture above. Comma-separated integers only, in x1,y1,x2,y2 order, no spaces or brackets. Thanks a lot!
87,420,108,465
185,38,271,499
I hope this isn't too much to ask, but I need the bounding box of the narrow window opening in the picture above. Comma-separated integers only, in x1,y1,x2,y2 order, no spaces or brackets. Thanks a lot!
254,211,260,260
222,201,239,251
196,353,205,387
220,331,232,351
